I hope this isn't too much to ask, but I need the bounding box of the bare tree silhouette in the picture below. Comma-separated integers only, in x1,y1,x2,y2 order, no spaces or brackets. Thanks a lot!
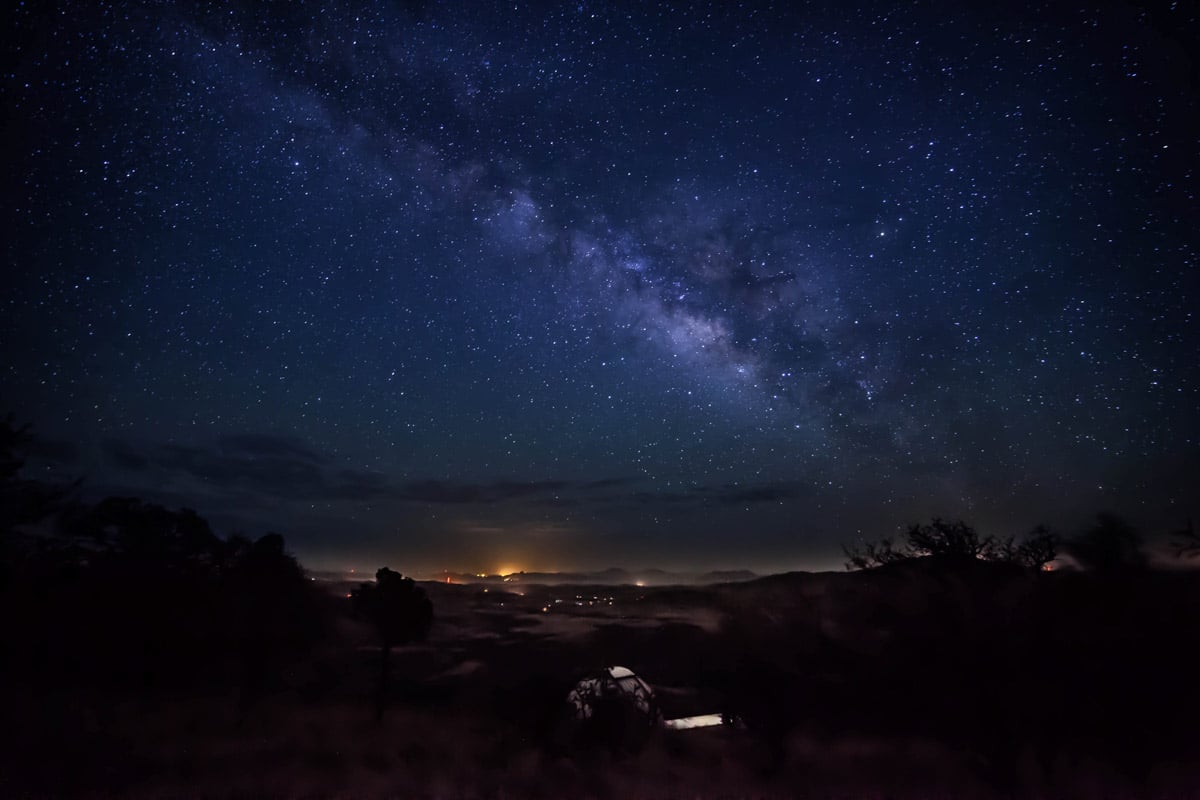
1002,524,1060,570
844,518,1057,570
351,567,433,720
842,535,905,570
904,518,1001,560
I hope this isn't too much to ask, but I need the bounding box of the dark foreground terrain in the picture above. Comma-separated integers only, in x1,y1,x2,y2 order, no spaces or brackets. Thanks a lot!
5,560,1200,798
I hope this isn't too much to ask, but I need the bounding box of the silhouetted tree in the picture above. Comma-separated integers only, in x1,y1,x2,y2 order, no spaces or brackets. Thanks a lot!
842,536,904,570
845,518,1059,570
904,518,1000,560
1009,524,1059,570
1170,519,1199,559
844,518,994,569
57,496,225,576
352,567,433,720
0,419,330,709
223,532,319,715
1064,512,1146,572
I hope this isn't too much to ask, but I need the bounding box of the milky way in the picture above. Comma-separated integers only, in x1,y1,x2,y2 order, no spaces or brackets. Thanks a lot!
3,1,1197,572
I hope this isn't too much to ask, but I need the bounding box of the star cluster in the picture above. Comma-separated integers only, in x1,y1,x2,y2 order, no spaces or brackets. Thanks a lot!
3,1,1196,572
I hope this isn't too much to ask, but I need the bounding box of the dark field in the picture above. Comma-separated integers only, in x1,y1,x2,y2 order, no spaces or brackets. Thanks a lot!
6,561,1200,798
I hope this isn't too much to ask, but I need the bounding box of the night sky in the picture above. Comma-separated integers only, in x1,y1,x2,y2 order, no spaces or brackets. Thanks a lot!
3,1,1197,575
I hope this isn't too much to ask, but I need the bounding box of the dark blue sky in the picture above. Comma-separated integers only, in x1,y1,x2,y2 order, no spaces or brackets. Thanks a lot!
3,0,1197,574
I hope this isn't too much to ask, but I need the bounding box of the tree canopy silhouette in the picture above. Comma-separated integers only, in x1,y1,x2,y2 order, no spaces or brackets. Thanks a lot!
1063,512,1146,572
844,518,1058,570
1001,523,1060,570
60,496,223,574
1,418,326,698
352,567,433,719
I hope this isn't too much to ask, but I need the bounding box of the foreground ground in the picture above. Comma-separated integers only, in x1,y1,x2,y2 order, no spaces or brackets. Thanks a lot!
7,566,1200,798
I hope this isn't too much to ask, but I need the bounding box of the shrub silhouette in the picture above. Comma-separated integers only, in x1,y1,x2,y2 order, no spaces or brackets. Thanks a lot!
351,567,433,720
